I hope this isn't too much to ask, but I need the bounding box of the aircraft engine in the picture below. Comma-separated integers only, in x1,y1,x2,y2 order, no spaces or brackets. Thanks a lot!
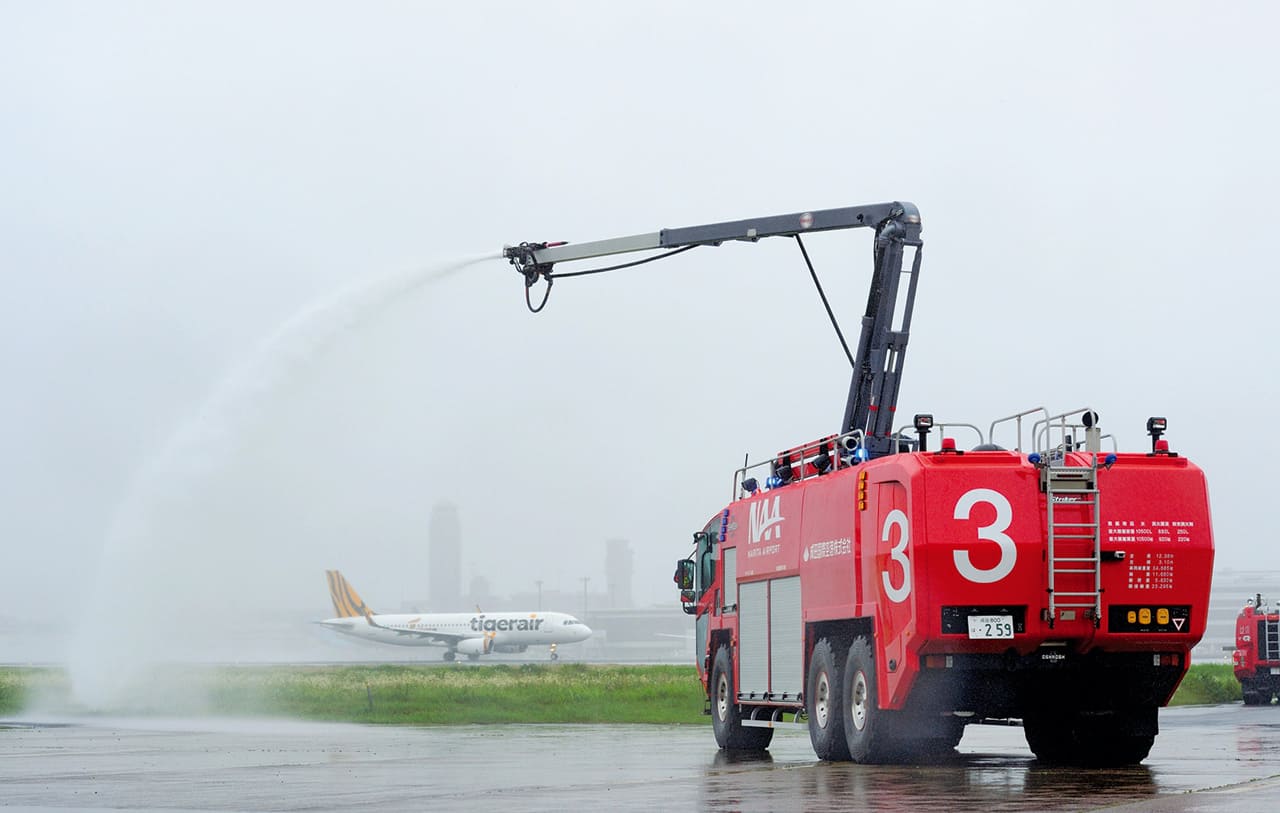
456,637,493,656
492,644,528,654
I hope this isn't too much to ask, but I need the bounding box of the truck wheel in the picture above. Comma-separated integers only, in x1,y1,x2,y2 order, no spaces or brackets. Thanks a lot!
841,636,895,763
1075,710,1156,766
1241,679,1265,705
807,638,851,761
1023,708,1075,763
710,645,774,751
1026,707,1155,766
1084,732,1154,766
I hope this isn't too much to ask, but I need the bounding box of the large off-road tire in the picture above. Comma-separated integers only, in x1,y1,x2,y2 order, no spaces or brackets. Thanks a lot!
807,638,851,761
841,636,896,763
1024,706,1155,766
1073,710,1156,767
1082,731,1155,766
710,645,774,751
1023,708,1075,763
1241,679,1268,706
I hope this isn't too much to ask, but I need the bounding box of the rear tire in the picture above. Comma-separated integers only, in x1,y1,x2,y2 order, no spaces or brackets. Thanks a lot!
710,645,774,751
807,638,851,761
1241,680,1268,705
841,636,895,763
1024,706,1155,766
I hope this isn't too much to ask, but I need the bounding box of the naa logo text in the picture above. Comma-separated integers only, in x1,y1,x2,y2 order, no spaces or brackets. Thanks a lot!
749,496,785,543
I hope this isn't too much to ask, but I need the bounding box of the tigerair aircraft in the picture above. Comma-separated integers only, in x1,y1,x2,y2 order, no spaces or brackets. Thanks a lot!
320,570,592,661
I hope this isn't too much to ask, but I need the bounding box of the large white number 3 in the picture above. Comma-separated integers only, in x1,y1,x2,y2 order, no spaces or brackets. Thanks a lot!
881,509,911,603
953,488,1017,583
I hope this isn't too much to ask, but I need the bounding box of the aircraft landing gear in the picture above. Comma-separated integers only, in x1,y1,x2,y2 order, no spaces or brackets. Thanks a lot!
443,650,456,662
549,644,559,661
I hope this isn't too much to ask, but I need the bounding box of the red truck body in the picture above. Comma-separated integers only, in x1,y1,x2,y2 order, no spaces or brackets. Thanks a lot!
680,425,1213,765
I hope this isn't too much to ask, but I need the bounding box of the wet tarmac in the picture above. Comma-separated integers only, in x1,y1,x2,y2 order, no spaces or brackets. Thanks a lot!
3,703,1280,811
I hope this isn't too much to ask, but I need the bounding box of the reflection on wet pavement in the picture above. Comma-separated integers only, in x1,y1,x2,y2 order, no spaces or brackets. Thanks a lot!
2,704,1279,811
702,745,1159,812
696,705,1278,813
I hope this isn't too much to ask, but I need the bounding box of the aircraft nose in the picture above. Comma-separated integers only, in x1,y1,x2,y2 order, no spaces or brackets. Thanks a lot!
578,624,593,641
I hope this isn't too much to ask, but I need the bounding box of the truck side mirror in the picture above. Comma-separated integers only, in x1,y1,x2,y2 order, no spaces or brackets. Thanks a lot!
673,558,696,591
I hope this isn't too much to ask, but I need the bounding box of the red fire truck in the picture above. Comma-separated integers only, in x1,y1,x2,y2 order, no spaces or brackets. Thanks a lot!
505,203,1214,766
1233,595,1280,705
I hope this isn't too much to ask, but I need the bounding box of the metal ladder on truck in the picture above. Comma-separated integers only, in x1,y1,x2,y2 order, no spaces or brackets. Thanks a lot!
1039,414,1103,628
1262,616,1280,662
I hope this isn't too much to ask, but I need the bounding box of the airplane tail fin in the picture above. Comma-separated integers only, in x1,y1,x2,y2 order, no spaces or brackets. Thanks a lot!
326,570,376,618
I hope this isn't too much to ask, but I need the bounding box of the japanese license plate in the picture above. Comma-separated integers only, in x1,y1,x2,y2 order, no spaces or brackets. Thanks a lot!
967,614,1014,639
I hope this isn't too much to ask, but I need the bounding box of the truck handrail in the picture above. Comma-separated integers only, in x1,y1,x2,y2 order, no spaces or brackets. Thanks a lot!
886,421,986,451
927,422,985,450
990,407,1051,452
1032,407,1116,458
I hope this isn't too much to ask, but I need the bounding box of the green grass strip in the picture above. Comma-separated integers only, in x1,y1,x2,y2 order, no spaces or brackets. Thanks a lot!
0,664,709,725
1166,662,1241,706
0,662,1247,723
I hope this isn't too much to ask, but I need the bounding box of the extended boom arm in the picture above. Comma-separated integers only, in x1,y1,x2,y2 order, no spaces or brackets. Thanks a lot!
503,201,923,458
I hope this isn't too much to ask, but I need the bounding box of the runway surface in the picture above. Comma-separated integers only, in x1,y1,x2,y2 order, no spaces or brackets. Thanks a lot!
3,703,1280,811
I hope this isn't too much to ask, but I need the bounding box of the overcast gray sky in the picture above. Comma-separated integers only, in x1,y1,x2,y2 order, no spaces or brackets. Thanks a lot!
3,2,1278,654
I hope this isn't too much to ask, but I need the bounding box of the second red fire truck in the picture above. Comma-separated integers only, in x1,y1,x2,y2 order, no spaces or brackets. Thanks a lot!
505,202,1215,766
1233,595,1280,705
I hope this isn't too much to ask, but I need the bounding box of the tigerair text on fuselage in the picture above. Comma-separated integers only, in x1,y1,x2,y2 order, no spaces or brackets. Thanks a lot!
470,616,544,632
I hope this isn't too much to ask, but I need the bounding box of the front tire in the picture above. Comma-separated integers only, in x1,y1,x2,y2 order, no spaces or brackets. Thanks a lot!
710,645,773,751
807,638,851,761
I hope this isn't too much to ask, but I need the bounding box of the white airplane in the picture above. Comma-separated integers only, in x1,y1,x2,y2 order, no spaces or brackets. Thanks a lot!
319,570,592,662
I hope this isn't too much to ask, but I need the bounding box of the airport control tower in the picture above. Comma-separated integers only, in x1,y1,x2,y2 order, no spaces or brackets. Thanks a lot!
605,538,634,609
429,501,461,611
